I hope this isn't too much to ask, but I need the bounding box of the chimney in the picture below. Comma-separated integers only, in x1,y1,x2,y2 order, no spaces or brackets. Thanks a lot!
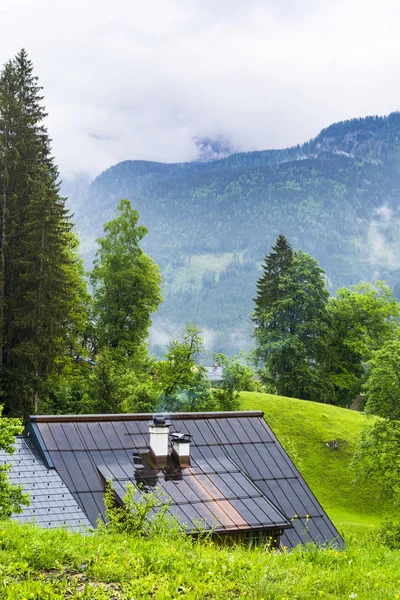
149,415,170,467
171,433,191,467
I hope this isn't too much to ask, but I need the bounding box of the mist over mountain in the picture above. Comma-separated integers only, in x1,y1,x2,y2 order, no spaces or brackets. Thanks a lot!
68,112,400,356
193,136,234,162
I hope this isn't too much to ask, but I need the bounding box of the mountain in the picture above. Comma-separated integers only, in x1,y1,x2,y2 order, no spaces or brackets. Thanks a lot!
69,112,400,356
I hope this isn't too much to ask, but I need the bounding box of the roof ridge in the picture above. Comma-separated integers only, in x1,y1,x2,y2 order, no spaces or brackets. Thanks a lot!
29,411,264,423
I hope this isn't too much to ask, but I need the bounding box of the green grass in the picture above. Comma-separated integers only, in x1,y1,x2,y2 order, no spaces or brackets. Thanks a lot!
1,520,400,599
241,392,391,537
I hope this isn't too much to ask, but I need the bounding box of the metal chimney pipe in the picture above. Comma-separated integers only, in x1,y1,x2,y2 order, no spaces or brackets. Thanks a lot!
171,433,191,467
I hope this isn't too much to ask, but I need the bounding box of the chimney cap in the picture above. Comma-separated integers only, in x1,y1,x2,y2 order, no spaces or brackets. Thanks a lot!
171,433,191,443
152,414,171,427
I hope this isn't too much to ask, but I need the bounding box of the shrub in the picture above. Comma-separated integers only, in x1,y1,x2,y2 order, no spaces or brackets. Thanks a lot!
372,518,400,549
98,480,183,538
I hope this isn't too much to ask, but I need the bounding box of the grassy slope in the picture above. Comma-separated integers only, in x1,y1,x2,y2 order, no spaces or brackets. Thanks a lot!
241,392,391,537
1,521,400,599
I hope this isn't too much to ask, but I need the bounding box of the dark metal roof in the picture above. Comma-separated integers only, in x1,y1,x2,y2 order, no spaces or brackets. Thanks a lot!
98,451,291,533
26,411,342,548
0,437,91,530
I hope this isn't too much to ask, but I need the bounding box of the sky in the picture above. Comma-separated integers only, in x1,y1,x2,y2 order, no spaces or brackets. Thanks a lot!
1,0,400,179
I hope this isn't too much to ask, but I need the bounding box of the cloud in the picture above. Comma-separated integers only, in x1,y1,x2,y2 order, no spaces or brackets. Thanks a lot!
375,205,393,220
368,204,398,269
1,0,400,177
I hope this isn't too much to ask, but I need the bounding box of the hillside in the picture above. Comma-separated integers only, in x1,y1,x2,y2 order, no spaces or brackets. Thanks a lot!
241,392,391,536
1,396,399,598
69,112,400,355
2,520,400,599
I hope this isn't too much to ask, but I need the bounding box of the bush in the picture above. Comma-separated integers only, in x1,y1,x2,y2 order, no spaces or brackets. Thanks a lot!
98,480,183,538
372,518,400,549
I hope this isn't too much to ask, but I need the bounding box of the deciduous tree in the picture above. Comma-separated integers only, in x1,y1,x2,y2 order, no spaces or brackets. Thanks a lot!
90,199,162,355
0,409,29,518
321,282,400,406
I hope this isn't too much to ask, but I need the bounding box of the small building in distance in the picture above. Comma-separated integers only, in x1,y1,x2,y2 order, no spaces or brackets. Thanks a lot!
204,364,223,383
1,411,342,549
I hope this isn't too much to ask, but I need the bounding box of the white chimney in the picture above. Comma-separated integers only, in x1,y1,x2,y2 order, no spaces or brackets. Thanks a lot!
171,433,191,467
149,415,170,467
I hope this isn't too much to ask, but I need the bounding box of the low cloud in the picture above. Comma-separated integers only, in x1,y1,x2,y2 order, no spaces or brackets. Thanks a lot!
368,204,398,270
1,1,400,178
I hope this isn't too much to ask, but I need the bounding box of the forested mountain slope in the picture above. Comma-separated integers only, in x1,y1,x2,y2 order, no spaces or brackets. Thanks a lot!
70,112,400,355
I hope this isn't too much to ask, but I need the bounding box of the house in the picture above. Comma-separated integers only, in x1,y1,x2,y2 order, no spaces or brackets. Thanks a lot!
1,410,342,548
204,364,224,383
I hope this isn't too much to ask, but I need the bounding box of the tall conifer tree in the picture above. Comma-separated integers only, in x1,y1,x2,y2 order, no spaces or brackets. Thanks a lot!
253,234,293,321
0,50,88,417
253,236,328,400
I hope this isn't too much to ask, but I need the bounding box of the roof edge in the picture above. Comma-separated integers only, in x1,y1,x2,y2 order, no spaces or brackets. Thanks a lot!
29,410,264,423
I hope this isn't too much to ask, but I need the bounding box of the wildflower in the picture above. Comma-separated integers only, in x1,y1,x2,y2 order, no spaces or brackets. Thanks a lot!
349,594,357,599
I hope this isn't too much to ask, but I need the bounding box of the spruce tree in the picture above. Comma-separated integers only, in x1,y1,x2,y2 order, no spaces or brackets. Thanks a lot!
253,237,328,400
253,234,293,321
0,50,89,418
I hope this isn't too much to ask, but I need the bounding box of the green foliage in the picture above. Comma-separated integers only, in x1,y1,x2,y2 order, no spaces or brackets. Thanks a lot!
322,282,400,406
212,353,254,411
253,239,329,401
364,340,400,420
99,480,180,538
3,520,400,598
90,199,162,356
253,234,293,318
86,347,159,414
351,419,400,504
371,517,400,550
0,409,29,518
156,324,215,412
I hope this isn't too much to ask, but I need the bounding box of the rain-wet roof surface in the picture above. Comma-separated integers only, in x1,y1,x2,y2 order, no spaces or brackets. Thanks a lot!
25,411,342,548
